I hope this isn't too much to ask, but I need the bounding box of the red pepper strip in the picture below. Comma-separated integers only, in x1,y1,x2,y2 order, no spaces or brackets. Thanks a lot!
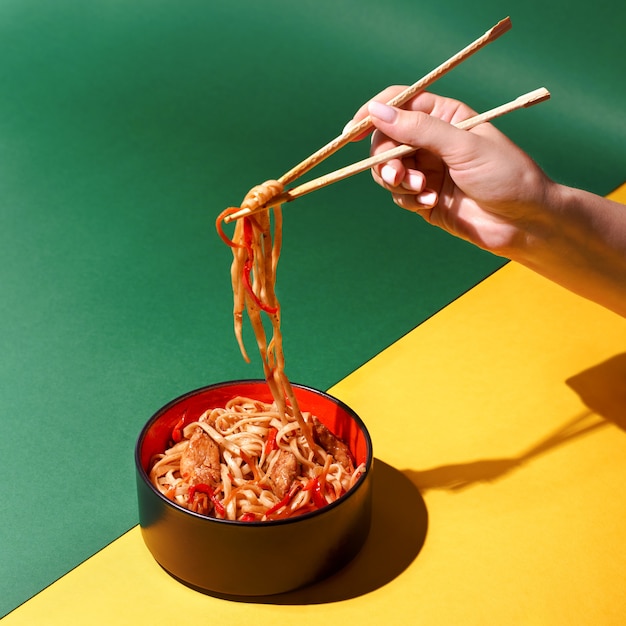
215,207,245,248
243,271,279,314
265,483,302,518
188,483,226,517
216,209,279,314
241,218,279,315
264,427,278,456
304,476,327,510
171,417,185,443
239,513,257,522
311,479,327,509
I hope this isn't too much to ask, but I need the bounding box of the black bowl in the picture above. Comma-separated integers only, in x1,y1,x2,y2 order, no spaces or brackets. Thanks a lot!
135,379,374,596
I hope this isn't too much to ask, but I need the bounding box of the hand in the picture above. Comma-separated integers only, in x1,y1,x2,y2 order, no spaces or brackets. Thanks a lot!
349,88,553,256
347,88,626,318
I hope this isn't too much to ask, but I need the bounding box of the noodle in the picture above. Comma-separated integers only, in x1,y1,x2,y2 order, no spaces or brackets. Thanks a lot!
148,182,364,521
215,181,317,450
149,395,362,521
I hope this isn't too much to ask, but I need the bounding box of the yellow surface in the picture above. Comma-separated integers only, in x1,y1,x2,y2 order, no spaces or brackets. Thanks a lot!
5,185,626,625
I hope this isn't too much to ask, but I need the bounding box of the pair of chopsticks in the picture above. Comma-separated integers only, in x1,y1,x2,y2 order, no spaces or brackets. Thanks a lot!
224,16,549,223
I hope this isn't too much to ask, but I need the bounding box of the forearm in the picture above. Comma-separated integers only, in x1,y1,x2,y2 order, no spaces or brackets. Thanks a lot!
511,183,626,317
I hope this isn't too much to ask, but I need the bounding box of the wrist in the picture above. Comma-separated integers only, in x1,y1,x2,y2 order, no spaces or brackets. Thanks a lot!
509,182,585,269
508,182,626,317
482,177,559,262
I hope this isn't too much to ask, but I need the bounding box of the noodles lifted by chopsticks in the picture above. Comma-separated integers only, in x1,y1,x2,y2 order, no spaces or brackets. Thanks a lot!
150,181,365,522
216,180,318,453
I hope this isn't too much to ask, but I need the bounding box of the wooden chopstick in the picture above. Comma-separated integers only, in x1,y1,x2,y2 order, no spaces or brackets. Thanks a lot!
277,16,512,188
223,87,550,222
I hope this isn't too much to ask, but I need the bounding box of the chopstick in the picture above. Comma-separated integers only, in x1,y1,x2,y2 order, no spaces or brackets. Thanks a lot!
224,17,512,224
277,16,512,188
224,87,550,222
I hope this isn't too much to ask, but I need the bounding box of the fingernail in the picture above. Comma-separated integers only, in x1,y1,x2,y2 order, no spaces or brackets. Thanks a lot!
402,171,424,192
368,101,397,123
417,190,438,208
381,164,398,186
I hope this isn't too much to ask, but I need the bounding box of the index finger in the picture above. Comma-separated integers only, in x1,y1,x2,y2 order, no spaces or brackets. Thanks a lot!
342,85,411,142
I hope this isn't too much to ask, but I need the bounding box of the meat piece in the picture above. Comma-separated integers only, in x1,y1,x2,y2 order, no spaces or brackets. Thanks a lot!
312,417,355,473
180,428,221,486
267,449,298,499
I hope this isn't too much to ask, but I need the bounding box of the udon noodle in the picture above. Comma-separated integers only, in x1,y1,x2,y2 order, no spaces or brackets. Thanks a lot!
149,394,363,521
149,181,364,521
215,181,312,446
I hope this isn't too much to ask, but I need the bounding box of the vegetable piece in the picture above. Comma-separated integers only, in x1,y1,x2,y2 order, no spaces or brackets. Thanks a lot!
188,483,226,517
264,427,278,456
215,207,244,248
265,483,302,517
304,476,327,509
171,417,185,443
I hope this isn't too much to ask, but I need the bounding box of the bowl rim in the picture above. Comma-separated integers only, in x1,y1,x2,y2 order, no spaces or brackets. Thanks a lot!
135,378,374,527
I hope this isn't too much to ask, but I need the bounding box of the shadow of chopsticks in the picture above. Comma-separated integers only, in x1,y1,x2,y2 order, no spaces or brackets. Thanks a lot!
405,352,626,494
404,409,602,493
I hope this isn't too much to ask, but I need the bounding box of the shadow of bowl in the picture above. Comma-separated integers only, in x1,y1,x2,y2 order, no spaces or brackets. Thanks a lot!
208,458,428,604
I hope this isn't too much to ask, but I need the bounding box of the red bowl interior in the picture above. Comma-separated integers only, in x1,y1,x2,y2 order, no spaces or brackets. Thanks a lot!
139,380,370,475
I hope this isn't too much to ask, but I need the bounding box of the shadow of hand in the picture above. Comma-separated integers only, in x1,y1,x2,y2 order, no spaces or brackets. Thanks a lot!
567,353,626,429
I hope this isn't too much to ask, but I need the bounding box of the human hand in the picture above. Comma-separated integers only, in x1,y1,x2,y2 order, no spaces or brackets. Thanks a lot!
348,88,554,256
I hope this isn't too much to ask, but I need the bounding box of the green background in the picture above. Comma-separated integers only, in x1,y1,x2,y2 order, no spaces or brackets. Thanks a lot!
1,0,624,617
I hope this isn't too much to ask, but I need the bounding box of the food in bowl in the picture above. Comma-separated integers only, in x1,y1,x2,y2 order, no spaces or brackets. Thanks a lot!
149,392,366,522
